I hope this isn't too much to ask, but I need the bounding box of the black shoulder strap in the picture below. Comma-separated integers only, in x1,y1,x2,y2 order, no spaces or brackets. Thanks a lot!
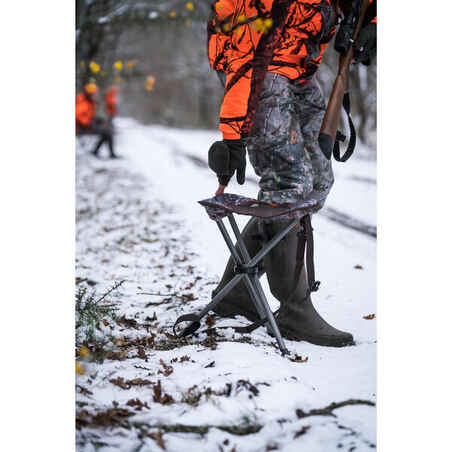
302,215,321,293
287,215,320,302
333,92,356,162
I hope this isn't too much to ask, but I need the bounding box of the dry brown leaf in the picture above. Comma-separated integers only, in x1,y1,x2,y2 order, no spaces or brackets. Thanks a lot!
157,359,174,377
206,315,216,327
294,425,311,438
290,354,309,363
363,314,376,320
110,377,153,390
110,377,130,390
126,398,150,411
354,265,364,270
153,380,174,405
137,346,147,360
149,430,166,450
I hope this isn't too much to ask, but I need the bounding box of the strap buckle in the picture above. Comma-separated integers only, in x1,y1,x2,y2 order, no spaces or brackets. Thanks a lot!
311,281,321,292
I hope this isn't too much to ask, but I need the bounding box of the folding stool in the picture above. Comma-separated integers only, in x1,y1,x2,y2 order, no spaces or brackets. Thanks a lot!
173,193,322,356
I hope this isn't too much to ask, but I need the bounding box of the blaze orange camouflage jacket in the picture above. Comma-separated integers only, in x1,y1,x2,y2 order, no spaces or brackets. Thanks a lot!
207,0,338,140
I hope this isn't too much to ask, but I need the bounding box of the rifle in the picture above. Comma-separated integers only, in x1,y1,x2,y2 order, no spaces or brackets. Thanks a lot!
318,0,371,162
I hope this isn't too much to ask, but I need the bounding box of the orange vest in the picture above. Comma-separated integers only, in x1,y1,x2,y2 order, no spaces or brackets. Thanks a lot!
76,93,96,131
105,88,118,117
208,0,337,139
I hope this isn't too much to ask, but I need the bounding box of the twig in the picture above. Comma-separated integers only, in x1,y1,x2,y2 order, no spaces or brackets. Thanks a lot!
296,399,375,419
95,280,125,304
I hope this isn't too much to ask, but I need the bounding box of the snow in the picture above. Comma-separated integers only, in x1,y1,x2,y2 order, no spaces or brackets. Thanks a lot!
76,118,376,451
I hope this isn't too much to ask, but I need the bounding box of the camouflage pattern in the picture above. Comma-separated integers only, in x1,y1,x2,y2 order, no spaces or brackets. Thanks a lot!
199,193,321,221
246,73,334,206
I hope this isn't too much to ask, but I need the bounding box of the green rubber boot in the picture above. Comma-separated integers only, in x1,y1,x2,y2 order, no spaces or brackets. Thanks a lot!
211,218,263,321
264,220,354,347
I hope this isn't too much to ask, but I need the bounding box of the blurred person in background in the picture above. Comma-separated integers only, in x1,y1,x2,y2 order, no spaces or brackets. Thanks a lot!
76,82,118,159
105,85,119,124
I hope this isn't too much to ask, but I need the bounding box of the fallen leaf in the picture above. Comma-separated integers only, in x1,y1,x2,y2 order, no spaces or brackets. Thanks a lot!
126,398,150,411
137,346,147,360
153,380,174,405
146,312,158,321
294,425,311,438
290,354,309,363
116,315,139,329
354,265,363,270
157,359,174,377
206,315,216,327
76,384,92,396
110,377,130,390
110,377,153,389
149,430,166,450
363,314,376,320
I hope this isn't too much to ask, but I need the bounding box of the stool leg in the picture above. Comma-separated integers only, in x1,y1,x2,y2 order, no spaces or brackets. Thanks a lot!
216,220,268,324
227,215,289,355
250,275,289,355
226,215,267,322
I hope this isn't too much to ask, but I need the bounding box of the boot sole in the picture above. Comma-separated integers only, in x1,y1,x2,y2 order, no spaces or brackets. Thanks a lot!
279,328,355,347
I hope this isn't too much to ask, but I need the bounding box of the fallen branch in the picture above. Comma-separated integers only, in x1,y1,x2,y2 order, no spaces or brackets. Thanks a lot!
296,399,375,419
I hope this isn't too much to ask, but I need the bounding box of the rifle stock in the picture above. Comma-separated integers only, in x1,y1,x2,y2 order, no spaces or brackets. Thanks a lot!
319,0,370,160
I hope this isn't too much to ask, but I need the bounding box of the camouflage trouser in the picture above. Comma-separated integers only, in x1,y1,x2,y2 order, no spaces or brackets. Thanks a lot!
246,73,334,206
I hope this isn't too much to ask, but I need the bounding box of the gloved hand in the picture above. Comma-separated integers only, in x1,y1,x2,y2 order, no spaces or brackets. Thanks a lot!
354,22,377,66
208,140,246,187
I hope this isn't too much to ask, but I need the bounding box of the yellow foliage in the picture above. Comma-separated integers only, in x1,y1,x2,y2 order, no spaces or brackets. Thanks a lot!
237,15,246,24
89,61,100,73
145,75,156,91
84,83,98,94
186,2,194,11
113,60,123,71
75,362,85,375
79,346,90,358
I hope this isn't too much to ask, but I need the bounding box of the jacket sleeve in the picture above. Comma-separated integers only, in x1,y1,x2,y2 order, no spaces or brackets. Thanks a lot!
207,0,235,72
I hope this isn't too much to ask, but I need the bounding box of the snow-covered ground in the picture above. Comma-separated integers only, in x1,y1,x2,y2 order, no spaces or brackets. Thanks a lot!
76,118,376,452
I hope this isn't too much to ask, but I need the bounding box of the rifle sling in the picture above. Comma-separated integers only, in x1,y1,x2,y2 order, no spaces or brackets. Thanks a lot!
285,214,321,303
333,92,357,163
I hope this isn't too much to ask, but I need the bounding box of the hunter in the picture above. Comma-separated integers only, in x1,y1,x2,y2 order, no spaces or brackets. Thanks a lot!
76,83,118,159
207,0,376,346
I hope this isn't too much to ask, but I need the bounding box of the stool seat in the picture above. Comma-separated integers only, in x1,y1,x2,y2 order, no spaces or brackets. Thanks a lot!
199,193,321,221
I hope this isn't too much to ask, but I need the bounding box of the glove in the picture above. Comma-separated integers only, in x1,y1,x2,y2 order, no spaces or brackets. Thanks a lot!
208,140,246,187
354,22,377,66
